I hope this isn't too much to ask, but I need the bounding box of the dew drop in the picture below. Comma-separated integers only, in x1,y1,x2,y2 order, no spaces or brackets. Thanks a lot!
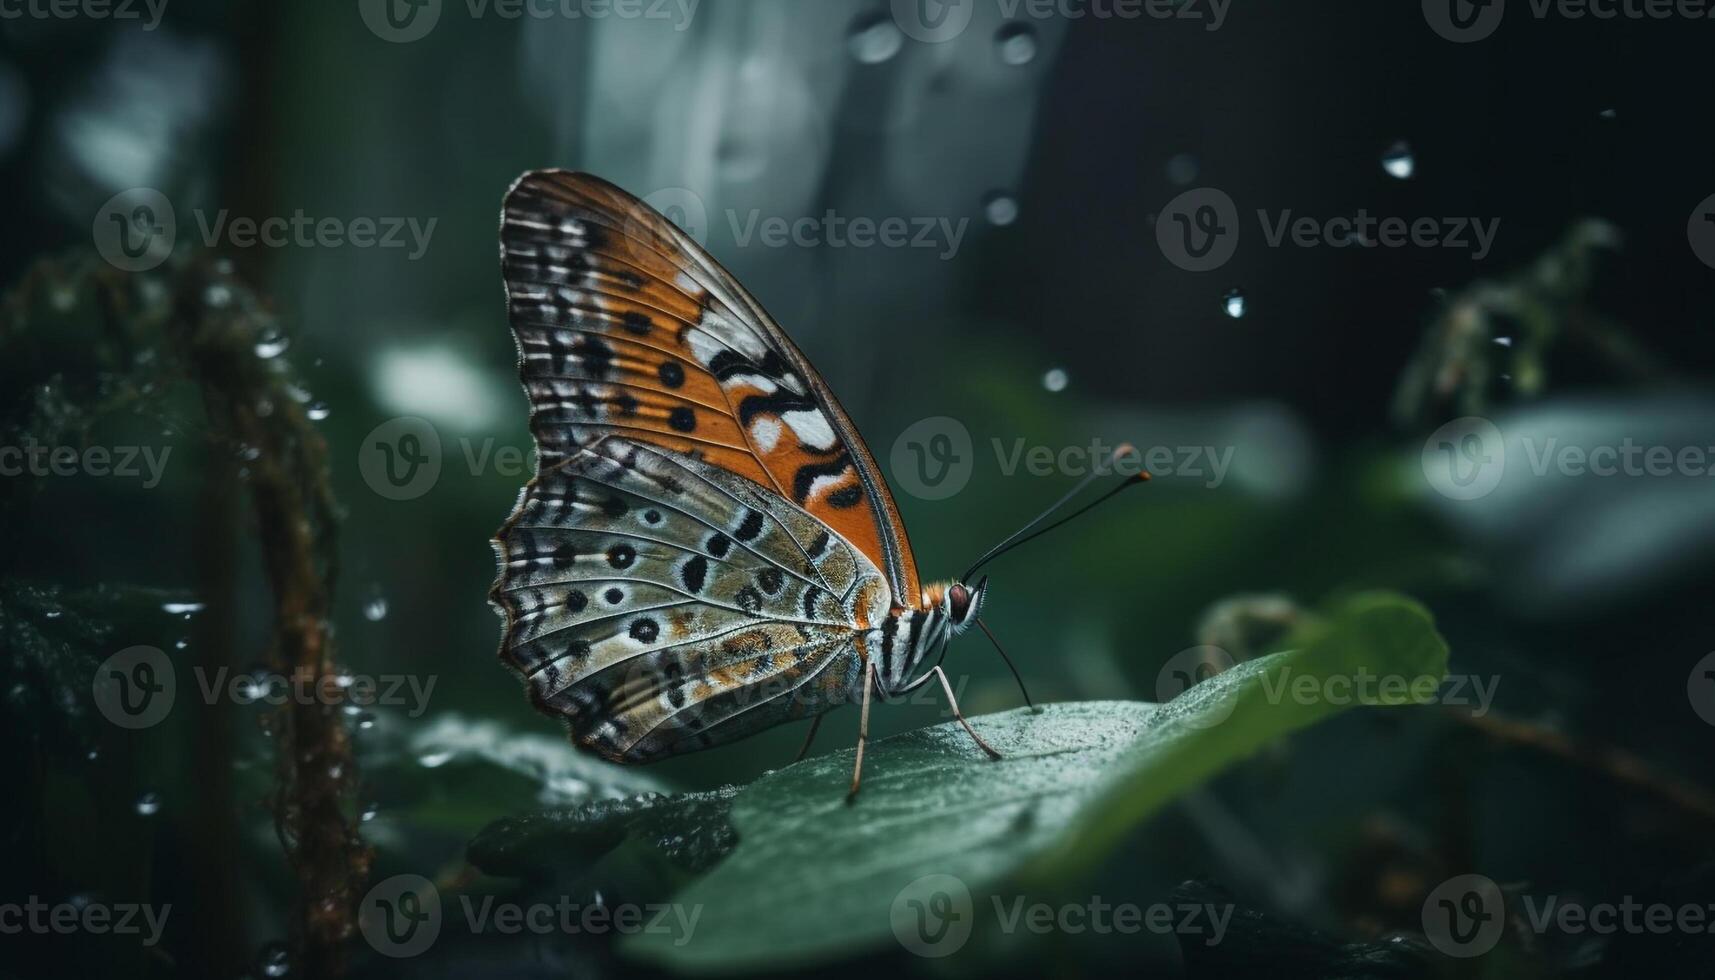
982,191,1019,227
360,802,379,822
1381,141,1415,180
1041,368,1069,393
995,22,1037,65
254,329,290,359
135,792,161,817
847,13,902,64
305,401,331,422
1223,288,1247,319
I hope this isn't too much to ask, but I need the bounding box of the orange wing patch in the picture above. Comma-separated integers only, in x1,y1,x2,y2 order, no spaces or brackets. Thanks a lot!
501,171,920,600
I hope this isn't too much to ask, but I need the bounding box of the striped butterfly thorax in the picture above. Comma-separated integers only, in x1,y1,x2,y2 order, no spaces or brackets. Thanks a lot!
489,172,980,766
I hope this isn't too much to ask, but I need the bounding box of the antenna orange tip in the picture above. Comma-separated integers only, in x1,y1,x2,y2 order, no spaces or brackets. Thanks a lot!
1135,470,1153,482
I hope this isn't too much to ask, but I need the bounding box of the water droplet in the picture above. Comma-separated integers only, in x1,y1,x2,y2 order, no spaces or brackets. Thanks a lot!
360,802,379,822
162,601,206,617
1381,141,1415,180
50,285,77,311
254,329,290,359
258,942,290,978
1598,108,1617,120
418,749,454,768
1223,288,1247,319
174,639,188,650
995,22,1037,65
237,444,262,462
203,284,232,308
1493,335,1513,348
983,191,1019,227
305,401,331,421
86,748,100,762
1041,368,1069,393
355,711,376,732
135,792,161,817
847,13,902,64
44,609,62,619
362,589,389,623
1165,153,1199,186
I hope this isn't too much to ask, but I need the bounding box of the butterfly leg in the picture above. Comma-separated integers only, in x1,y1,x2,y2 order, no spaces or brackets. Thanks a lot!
846,663,877,803
930,666,1003,760
792,712,826,764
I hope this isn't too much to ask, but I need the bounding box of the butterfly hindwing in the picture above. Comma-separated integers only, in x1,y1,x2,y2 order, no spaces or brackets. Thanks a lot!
491,437,891,762
500,170,922,601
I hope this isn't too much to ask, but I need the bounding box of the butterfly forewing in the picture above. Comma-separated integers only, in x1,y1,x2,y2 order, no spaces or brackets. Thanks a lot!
499,171,921,600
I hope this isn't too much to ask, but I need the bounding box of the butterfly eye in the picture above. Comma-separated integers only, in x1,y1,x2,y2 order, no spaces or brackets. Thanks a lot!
948,584,971,622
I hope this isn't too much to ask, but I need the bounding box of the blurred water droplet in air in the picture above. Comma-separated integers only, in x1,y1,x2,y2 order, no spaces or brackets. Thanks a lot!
1223,288,1247,319
1382,141,1415,179
1598,108,1617,119
1493,336,1514,347
983,191,1019,227
847,13,903,64
1165,153,1199,186
360,802,379,822
203,284,232,308
1042,368,1069,393
363,588,389,623
135,792,161,816
305,401,331,421
163,601,205,617
996,22,1038,65
254,329,289,359
355,711,376,732
418,749,454,768
258,942,290,978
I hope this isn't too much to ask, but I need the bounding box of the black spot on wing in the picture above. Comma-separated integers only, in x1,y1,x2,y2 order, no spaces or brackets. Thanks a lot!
734,510,764,542
680,555,708,593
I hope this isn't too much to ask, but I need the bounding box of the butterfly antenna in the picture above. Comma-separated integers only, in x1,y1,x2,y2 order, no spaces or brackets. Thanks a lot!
976,618,1034,710
961,444,1151,582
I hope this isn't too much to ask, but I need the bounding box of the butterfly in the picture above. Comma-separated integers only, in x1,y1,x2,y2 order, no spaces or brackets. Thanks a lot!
489,172,1145,798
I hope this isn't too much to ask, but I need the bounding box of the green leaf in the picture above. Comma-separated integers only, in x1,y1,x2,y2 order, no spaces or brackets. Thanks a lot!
612,592,1446,972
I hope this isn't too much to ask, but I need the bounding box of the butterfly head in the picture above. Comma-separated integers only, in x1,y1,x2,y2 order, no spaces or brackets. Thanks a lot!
925,575,987,634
